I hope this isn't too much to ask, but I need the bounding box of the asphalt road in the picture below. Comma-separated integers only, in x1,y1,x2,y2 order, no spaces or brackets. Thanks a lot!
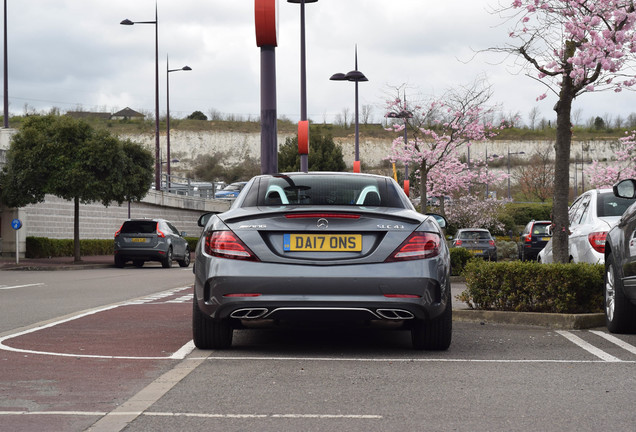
1,267,635,432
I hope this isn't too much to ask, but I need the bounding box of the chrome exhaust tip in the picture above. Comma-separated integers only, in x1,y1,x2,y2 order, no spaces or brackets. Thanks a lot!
375,309,414,320
230,308,269,319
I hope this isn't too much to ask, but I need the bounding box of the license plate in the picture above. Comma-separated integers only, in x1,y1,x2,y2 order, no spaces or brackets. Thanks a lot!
541,237,550,241
471,249,483,254
283,234,362,252
131,238,147,243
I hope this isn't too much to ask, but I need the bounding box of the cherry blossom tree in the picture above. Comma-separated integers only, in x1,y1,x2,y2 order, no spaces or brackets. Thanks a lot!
445,196,507,234
586,130,636,188
494,0,636,262
385,80,508,213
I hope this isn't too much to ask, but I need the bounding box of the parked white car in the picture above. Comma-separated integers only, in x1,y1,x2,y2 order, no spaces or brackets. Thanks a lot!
538,188,636,264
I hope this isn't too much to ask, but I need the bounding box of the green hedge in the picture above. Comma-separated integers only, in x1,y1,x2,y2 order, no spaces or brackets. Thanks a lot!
457,260,604,314
450,247,474,276
26,236,201,258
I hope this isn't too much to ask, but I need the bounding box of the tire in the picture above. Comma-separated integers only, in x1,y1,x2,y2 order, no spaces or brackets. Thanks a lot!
192,296,233,349
114,255,125,268
133,260,144,268
605,254,636,333
178,246,191,268
411,287,452,350
162,247,173,268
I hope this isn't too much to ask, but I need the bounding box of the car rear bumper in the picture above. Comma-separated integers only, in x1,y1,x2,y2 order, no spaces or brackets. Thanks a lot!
194,259,450,322
114,249,167,261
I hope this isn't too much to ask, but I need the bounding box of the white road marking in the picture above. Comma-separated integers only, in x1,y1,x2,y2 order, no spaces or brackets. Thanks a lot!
589,330,636,355
0,283,45,291
191,356,634,364
557,330,622,362
0,411,382,420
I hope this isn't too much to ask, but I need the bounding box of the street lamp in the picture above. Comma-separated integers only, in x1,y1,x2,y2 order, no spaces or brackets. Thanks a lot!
330,45,368,173
121,3,160,190
387,95,413,195
507,148,525,200
3,0,8,128
288,0,318,173
166,57,191,191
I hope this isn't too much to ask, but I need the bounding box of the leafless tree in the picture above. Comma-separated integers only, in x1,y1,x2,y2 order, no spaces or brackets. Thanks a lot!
528,106,540,130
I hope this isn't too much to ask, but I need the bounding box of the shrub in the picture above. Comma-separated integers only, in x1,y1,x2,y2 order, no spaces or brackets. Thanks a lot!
26,237,114,258
496,240,518,261
457,260,604,314
450,247,474,276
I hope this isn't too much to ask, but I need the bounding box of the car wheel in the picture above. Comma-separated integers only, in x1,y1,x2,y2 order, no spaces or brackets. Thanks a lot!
162,247,173,268
133,260,144,268
411,286,452,350
114,255,125,268
192,296,233,349
605,254,636,333
178,246,191,268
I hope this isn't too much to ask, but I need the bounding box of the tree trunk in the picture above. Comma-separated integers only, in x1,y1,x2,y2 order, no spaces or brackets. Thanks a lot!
74,196,81,263
419,159,428,214
552,88,574,263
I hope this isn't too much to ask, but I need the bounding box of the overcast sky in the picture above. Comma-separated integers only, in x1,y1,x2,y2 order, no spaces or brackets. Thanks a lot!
3,0,634,127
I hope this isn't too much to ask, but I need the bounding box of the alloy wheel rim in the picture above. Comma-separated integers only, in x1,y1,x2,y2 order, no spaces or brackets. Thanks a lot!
605,266,615,321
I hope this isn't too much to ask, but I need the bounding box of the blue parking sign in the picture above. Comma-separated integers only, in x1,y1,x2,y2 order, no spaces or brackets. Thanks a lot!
11,219,22,230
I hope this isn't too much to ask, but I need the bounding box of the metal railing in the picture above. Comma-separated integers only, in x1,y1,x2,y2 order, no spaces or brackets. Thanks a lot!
155,173,220,199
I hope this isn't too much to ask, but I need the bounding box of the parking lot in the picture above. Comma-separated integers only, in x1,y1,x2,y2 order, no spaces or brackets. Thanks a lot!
1,268,635,431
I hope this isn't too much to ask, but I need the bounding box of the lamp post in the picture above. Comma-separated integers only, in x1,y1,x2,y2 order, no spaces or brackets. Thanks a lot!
288,0,318,173
166,57,191,191
330,46,368,173
3,0,8,128
507,148,525,200
387,95,413,195
121,3,160,190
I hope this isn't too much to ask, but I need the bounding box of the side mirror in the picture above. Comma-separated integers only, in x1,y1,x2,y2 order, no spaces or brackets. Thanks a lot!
197,211,218,228
426,213,447,229
613,179,636,199
181,231,187,237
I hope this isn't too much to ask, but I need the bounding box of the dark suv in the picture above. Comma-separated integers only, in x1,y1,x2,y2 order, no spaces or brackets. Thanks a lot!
604,179,636,333
518,220,552,261
114,219,190,268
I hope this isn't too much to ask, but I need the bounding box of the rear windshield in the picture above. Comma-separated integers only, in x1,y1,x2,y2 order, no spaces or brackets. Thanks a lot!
597,192,636,217
459,231,491,240
121,221,157,234
532,224,550,235
243,174,406,208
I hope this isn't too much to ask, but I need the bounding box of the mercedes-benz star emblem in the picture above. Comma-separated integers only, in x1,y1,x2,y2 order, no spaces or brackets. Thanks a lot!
316,218,328,229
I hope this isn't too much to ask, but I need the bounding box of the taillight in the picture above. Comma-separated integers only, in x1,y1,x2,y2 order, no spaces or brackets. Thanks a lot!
156,223,166,238
114,225,122,238
454,239,462,246
588,232,607,254
285,213,360,219
489,240,495,247
523,234,531,243
386,232,441,262
205,231,259,261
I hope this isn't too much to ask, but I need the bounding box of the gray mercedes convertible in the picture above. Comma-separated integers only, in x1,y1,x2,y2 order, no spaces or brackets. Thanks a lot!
192,172,451,350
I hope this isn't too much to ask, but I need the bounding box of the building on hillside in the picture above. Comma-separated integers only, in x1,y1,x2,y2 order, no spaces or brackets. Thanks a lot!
111,107,145,121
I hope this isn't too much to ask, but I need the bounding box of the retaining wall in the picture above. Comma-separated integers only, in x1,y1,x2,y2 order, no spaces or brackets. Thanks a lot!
0,191,231,258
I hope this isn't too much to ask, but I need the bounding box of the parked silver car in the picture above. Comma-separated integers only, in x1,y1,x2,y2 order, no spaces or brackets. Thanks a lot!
193,172,452,350
538,188,636,264
114,219,190,268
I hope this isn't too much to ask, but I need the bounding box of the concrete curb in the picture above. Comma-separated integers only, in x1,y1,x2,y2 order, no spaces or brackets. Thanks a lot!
453,309,605,329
